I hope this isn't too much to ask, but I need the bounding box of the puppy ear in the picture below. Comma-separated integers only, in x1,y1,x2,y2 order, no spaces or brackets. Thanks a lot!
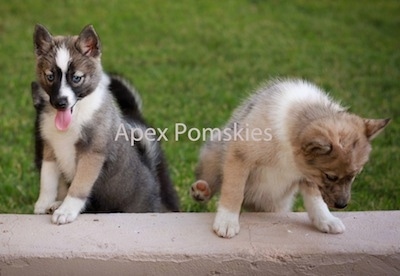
302,138,332,156
364,118,391,141
33,24,53,57
76,25,101,58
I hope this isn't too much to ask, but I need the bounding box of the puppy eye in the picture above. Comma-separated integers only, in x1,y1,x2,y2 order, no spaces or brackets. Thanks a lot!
325,173,339,182
72,74,83,84
46,74,54,82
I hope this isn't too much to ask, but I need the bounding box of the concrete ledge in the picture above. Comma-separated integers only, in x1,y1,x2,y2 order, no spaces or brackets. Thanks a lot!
1,212,399,275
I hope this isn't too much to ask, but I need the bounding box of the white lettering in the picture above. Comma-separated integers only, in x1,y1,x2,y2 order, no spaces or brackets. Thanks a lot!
115,124,129,142
188,128,201,141
175,123,187,141
157,128,169,141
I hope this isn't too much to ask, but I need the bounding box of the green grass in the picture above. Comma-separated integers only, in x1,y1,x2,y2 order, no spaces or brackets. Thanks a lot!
0,0,399,214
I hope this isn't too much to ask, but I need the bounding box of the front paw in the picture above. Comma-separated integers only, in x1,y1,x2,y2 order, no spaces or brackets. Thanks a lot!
34,200,54,214
51,196,85,225
34,201,49,214
213,207,240,238
47,201,62,214
52,206,79,225
313,216,345,234
34,200,63,214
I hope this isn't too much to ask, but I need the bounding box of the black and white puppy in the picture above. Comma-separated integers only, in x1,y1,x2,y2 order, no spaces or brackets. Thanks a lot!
33,24,179,224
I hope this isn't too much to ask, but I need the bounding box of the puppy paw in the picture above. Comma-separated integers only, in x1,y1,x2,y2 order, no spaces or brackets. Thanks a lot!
47,201,63,214
213,207,240,238
52,213,76,225
34,200,56,214
314,216,345,234
190,180,211,202
51,196,85,225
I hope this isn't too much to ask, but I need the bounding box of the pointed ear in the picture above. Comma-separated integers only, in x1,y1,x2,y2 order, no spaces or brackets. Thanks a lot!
302,138,332,156
76,25,101,58
364,118,391,141
33,24,53,57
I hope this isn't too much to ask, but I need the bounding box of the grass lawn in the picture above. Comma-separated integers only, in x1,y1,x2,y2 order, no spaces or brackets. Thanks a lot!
0,0,398,214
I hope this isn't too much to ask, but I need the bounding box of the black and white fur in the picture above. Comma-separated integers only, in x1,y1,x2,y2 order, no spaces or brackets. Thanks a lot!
32,24,179,224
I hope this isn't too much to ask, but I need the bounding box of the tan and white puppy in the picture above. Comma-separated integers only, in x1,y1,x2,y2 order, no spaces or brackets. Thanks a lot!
191,79,390,238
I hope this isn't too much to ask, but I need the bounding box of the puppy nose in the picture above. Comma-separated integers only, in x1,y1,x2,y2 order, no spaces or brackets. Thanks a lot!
334,202,348,209
54,97,68,110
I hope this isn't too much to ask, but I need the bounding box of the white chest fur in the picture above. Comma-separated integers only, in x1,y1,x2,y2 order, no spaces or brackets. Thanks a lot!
41,112,79,182
39,74,109,182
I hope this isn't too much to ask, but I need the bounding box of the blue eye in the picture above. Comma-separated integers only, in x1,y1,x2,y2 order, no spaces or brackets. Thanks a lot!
46,74,54,82
72,75,83,83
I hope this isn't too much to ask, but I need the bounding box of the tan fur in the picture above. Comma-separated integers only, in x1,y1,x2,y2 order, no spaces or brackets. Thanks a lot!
67,153,105,199
218,142,250,213
33,24,180,224
191,79,390,238
42,143,56,162
291,112,382,208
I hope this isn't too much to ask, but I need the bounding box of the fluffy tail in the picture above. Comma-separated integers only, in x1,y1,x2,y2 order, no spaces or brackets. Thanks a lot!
108,75,180,212
108,74,145,123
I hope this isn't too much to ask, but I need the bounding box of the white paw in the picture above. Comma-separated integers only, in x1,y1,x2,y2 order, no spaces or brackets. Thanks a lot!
52,208,78,225
51,196,85,225
34,199,57,214
313,216,345,234
190,180,211,202
48,201,63,214
213,207,240,238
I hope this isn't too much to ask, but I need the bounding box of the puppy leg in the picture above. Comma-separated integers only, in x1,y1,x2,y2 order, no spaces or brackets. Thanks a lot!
52,153,105,224
213,146,249,238
47,177,69,214
300,181,345,234
34,160,60,214
191,142,223,202
57,176,69,201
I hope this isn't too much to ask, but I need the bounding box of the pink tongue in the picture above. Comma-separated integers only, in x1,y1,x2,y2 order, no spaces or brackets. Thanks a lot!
55,109,72,131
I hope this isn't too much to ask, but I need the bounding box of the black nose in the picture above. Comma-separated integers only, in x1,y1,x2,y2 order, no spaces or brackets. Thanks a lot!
334,202,348,209
54,97,68,110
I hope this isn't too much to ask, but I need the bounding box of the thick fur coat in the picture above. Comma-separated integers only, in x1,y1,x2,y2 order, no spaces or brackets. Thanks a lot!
33,24,179,224
191,79,389,238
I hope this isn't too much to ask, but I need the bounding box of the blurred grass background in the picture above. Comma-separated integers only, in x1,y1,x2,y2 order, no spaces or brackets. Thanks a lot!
0,0,398,213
